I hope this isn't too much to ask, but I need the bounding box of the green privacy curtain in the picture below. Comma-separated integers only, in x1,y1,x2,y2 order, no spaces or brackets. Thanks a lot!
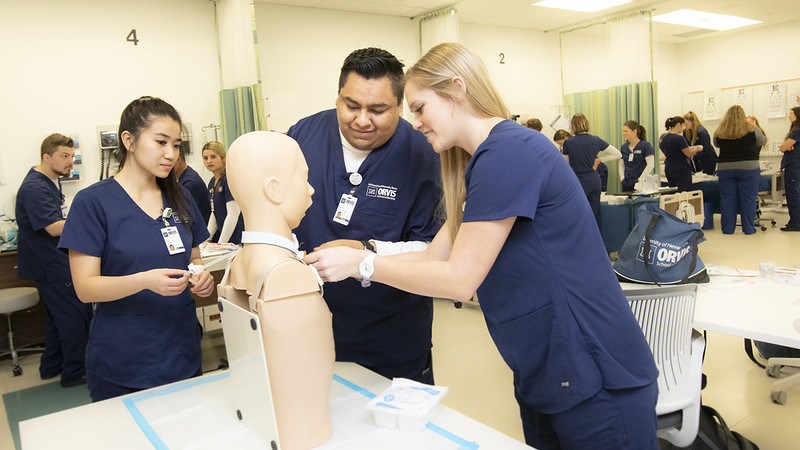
564,81,659,194
219,83,266,148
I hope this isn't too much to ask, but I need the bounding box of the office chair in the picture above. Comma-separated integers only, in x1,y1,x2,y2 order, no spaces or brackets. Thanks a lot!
624,284,704,447
744,338,800,405
0,287,44,376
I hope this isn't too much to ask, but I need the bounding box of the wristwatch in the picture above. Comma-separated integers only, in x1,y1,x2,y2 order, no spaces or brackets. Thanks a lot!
361,240,376,252
359,252,377,288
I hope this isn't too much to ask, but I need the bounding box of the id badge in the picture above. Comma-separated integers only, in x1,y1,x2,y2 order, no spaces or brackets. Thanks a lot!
161,226,186,255
628,153,634,162
333,194,357,226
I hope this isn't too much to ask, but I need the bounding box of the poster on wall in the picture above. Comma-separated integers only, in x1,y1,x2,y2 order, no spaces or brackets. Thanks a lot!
703,90,721,121
733,87,753,115
791,87,800,109
767,83,787,118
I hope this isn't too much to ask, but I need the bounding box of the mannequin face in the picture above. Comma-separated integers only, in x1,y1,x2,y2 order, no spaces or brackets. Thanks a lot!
203,149,224,174
44,145,75,177
280,151,315,229
406,82,459,153
335,73,402,151
124,116,181,178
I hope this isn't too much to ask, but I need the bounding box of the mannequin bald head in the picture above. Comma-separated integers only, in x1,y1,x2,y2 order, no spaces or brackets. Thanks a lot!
227,131,314,233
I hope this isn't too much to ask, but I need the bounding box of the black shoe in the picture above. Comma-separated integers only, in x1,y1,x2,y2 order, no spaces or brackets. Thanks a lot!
61,376,86,387
780,226,800,232
40,371,61,380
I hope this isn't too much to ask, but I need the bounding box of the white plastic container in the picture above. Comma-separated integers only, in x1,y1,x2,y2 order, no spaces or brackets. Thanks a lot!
365,378,449,432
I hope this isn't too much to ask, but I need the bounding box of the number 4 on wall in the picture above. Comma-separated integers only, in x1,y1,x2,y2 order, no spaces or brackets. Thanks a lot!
126,29,139,46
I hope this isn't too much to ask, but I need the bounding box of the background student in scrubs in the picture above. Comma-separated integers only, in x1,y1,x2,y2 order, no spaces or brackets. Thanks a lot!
562,113,620,224
660,116,702,192
779,106,800,231
59,96,214,401
16,133,92,386
287,47,441,384
683,110,717,175
202,141,243,244
306,42,659,450
174,143,211,224
619,120,655,192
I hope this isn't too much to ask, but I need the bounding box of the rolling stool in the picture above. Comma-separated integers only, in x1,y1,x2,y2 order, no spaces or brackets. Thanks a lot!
0,287,42,376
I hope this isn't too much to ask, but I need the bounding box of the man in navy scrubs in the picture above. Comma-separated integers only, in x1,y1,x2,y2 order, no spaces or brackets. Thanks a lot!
16,133,92,386
288,48,442,384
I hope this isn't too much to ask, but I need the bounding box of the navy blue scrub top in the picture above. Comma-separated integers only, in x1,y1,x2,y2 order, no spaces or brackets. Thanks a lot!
15,168,69,282
660,133,693,177
688,126,717,174
782,128,800,169
620,140,655,189
463,120,657,414
179,165,211,224
207,175,243,244
288,109,442,368
58,178,210,389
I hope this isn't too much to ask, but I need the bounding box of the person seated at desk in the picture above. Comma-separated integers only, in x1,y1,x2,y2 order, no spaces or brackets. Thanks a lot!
713,105,766,235
619,120,655,192
660,116,702,192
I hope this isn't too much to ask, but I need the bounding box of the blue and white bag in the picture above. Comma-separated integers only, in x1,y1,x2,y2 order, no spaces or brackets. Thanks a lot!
614,203,709,285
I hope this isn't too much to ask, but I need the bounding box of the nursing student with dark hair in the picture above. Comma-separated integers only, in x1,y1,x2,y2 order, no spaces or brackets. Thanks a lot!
562,113,621,224
660,116,702,192
619,120,655,192
287,47,442,384
683,110,717,175
779,106,800,231
16,133,92,387
59,96,214,401
174,142,211,224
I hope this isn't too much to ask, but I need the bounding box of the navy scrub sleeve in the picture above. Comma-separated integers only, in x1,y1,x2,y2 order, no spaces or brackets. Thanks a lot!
462,120,657,414
15,168,68,281
59,178,209,390
660,133,693,192
179,165,212,224
620,140,655,192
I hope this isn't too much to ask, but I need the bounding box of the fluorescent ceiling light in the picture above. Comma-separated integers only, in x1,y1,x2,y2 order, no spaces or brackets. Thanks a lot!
652,9,761,31
532,0,631,13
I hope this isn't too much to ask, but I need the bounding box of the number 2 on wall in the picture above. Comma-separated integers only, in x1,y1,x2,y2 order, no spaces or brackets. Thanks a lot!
126,29,139,46
499,52,505,64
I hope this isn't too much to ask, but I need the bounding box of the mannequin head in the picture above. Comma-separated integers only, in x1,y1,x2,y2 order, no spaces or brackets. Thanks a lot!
227,131,314,235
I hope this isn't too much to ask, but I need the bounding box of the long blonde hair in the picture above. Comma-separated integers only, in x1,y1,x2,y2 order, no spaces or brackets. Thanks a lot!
714,105,754,140
683,110,703,145
405,42,510,241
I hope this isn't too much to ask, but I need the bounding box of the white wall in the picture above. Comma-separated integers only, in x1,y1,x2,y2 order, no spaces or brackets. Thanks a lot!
255,4,420,132
459,23,563,132
676,19,800,163
254,5,565,137
0,0,220,214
